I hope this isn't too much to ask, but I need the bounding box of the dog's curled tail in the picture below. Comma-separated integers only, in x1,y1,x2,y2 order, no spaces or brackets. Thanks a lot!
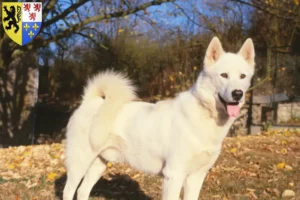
85,71,137,152
83,70,136,102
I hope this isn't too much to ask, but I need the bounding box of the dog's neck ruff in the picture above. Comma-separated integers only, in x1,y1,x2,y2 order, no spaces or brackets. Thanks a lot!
190,86,230,124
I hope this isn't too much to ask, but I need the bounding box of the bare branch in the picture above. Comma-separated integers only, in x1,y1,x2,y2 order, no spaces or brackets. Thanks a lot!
37,0,175,47
74,32,109,50
42,0,59,21
189,4,222,38
229,0,300,24
171,2,202,28
43,0,90,28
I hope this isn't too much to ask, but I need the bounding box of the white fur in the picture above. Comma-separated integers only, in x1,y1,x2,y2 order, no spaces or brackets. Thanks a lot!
63,37,255,200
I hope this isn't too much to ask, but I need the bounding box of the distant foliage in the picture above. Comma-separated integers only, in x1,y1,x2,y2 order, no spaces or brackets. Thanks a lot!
42,31,207,102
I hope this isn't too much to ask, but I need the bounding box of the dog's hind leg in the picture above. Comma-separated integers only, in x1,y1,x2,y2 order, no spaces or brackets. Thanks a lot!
63,153,97,200
77,157,106,200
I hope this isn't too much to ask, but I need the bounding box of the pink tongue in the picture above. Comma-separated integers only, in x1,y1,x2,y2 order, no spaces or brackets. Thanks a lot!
227,105,240,117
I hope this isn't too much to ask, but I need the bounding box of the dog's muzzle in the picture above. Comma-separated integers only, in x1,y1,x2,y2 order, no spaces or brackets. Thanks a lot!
218,94,240,118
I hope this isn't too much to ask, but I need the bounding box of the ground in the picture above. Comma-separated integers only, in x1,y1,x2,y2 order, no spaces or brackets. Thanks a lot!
0,130,299,200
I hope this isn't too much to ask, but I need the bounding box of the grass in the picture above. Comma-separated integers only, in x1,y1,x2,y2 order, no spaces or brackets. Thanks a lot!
0,130,299,200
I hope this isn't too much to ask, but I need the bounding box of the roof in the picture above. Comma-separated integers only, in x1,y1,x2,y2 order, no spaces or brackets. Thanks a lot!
253,93,290,104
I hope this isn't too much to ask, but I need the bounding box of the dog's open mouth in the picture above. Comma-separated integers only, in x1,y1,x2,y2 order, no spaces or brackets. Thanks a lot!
218,94,240,117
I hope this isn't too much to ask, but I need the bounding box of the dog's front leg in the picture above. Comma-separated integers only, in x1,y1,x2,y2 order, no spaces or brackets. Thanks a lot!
183,170,207,200
162,169,185,200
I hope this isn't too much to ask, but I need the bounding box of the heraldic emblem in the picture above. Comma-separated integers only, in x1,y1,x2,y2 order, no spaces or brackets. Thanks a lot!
2,2,42,46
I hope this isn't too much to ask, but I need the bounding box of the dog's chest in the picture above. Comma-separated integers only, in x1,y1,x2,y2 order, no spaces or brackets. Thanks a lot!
185,149,220,173
180,122,228,173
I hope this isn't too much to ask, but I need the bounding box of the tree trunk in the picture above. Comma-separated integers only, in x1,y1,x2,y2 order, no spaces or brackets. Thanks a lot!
0,40,38,146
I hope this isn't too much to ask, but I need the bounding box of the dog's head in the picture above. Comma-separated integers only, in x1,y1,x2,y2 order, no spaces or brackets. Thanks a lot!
202,37,255,118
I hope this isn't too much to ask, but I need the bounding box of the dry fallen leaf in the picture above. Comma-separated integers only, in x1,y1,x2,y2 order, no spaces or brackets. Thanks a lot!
231,147,237,153
280,148,288,154
47,172,58,182
220,166,239,172
247,188,256,192
107,162,112,168
25,180,38,189
132,174,140,179
277,162,286,169
285,165,293,171
58,167,66,173
211,195,221,198
282,140,288,145
263,190,270,197
282,189,295,198
7,164,15,170
248,191,258,199
273,188,281,197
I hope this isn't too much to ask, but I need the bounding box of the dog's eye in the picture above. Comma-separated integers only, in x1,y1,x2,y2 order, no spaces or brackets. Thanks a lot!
240,74,246,79
221,73,228,79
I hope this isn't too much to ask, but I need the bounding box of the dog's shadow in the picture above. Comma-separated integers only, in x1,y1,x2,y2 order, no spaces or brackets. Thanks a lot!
55,173,152,200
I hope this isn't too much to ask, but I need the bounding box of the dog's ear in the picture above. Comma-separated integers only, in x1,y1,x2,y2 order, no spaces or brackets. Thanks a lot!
204,37,224,67
238,38,255,66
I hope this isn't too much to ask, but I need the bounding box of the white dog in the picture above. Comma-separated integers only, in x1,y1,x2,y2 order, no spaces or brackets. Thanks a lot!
63,37,255,200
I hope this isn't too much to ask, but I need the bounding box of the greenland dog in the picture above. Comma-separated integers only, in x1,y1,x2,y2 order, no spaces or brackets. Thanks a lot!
63,37,255,200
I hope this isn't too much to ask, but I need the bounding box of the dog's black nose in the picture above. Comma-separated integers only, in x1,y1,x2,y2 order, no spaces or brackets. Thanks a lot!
232,90,243,101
